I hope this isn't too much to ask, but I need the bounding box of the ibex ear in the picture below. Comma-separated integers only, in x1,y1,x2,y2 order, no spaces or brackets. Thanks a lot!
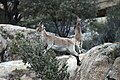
38,22,42,26
41,24,45,29
77,17,81,22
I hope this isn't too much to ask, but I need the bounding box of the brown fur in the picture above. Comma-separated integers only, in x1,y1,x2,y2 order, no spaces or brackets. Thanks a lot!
37,28,74,47
74,17,83,52
36,24,81,65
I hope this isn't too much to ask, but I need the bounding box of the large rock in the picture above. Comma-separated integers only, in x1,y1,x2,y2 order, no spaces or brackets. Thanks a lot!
0,24,36,39
0,24,120,80
0,34,7,62
0,24,39,61
0,43,119,80
0,55,83,80
0,34,7,53
73,43,120,80
107,57,120,80
0,60,29,79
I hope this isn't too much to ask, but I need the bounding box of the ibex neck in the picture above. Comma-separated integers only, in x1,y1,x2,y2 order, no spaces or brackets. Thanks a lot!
75,23,82,33
42,30,47,36
75,21,82,42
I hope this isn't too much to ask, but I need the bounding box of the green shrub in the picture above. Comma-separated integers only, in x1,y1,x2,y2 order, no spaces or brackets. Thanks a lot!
109,43,120,60
89,20,106,34
10,35,69,80
103,2,120,42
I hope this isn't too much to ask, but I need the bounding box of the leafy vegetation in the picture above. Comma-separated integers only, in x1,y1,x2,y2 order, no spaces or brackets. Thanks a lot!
107,43,120,60
83,1,120,49
0,0,21,24
18,0,98,37
10,35,69,80
88,21,106,34
103,2,120,42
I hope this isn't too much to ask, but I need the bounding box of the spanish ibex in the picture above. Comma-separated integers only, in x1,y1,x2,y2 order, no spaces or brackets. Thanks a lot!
74,17,83,53
36,23,81,66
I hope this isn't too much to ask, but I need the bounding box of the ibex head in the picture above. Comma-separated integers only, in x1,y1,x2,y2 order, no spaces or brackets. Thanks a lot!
36,22,45,32
74,16,82,29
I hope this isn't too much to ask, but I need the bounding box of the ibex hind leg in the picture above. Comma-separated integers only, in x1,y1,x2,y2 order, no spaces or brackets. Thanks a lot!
75,44,82,54
68,49,81,66
74,55,81,66
79,42,83,54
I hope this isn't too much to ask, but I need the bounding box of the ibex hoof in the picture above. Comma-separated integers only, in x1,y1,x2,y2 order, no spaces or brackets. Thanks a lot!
77,61,81,66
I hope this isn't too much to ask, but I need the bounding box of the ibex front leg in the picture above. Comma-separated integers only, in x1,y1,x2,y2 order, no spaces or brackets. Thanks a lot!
44,45,53,54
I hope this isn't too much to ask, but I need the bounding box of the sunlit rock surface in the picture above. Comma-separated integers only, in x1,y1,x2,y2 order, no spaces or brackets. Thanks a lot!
0,43,119,80
73,43,120,80
0,24,120,80
0,60,29,79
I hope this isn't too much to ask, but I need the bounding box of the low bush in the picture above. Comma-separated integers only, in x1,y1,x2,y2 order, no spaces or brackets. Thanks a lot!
10,35,69,80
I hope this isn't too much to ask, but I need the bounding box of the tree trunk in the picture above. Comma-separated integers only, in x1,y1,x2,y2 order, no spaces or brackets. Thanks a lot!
54,21,70,37
3,0,9,23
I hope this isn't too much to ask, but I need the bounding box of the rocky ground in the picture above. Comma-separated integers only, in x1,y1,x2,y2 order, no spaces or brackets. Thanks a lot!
0,24,120,80
0,43,119,80
74,43,120,80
